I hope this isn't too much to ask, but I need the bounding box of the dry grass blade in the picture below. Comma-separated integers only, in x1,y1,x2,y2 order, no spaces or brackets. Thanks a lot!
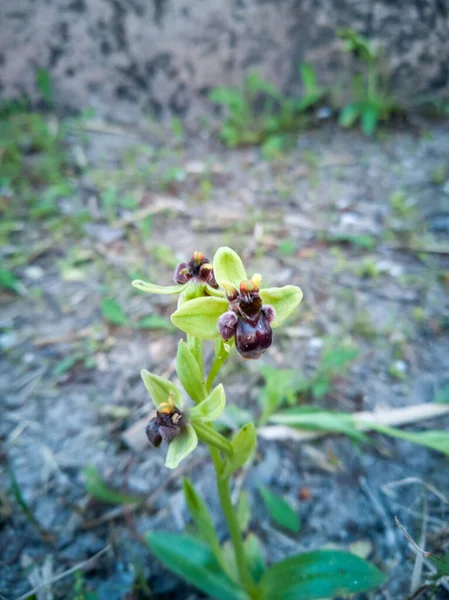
14,545,110,600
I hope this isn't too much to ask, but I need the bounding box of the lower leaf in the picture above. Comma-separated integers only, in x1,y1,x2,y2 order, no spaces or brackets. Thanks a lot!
259,550,387,600
145,532,249,600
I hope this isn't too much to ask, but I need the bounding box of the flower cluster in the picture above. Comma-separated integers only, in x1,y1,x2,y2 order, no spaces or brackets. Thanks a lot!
133,246,303,467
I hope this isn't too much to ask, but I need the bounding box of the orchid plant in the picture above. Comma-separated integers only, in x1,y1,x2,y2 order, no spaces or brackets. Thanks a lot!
132,247,386,599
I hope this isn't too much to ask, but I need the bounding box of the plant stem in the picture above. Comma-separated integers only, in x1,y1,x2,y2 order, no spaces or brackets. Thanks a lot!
194,336,256,594
209,446,256,594
206,339,232,393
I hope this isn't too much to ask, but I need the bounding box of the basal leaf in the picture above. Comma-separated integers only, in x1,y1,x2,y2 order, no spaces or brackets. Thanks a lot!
145,532,249,600
259,486,300,533
259,550,387,599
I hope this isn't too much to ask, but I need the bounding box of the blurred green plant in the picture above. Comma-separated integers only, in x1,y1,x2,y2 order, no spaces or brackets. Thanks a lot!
337,29,400,135
209,66,326,157
258,340,359,424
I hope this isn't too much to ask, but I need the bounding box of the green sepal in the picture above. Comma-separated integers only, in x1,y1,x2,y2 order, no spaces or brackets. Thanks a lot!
258,550,387,600
171,296,228,339
176,340,206,404
259,285,303,328
132,279,186,295
193,422,233,456
213,247,247,288
141,370,183,409
183,478,224,567
222,423,257,478
178,280,205,307
145,532,250,600
165,424,198,469
190,385,226,423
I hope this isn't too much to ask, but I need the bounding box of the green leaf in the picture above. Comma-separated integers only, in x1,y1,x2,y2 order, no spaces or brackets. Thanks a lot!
83,465,140,505
141,370,183,409
259,486,300,533
52,355,80,377
339,103,361,128
213,247,247,288
259,285,303,328
321,347,359,370
145,532,249,600
101,297,127,326
183,478,223,565
132,279,186,295
222,423,257,478
311,376,329,399
269,408,367,443
36,68,53,105
259,550,387,599
370,424,449,458
361,104,379,135
135,314,175,331
171,296,228,339
165,424,198,469
434,385,449,404
0,269,20,293
193,422,233,456
190,385,226,423
237,491,251,533
361,104,379,136
429,551,449,577
300,63,317,93
245,533,266,583
176,340,206,403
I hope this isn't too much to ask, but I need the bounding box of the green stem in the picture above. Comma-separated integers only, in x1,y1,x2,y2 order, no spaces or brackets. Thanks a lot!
193,336,256,595
206,339,232,393
209,446,256,594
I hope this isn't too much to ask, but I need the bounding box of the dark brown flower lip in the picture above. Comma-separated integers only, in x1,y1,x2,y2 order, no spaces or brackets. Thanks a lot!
146,402,185,447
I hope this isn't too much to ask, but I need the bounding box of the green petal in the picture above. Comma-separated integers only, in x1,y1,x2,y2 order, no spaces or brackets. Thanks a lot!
165,424,198,469
213,247,247,288
190,384,226,423
132,280,186,295
171,297,229,339
260,285,303,328
141,370,183,409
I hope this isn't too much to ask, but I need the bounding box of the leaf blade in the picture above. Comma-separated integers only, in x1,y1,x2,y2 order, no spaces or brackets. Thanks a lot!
259,486,300,533
145,532,249,600
259,550,387,600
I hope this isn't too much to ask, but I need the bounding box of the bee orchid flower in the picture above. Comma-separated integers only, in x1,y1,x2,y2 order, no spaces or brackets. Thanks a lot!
142,370,228,469
171,247,303,358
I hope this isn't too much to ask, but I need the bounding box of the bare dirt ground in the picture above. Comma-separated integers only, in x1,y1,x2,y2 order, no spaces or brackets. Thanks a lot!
1,119,449,599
